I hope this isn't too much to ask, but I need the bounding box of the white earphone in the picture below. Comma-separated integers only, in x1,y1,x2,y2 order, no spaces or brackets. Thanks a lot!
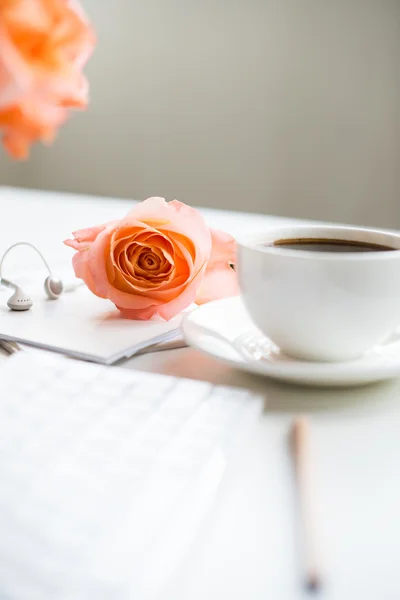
0,242,79,311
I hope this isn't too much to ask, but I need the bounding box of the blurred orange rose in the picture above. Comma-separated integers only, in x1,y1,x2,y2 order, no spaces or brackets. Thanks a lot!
0,0,95,159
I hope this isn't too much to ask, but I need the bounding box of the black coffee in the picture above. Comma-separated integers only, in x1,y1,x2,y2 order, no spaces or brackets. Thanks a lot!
270,238,396,253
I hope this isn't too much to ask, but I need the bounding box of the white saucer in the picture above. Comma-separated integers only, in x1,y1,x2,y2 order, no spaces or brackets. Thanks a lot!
182,297,400,387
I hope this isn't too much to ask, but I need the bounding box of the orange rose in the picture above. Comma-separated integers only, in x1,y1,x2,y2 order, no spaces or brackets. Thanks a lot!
64,197,239,320
0,0,95,158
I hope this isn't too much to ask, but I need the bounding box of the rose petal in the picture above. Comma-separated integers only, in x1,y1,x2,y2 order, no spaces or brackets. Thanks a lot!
122,198,212,270
84,224,165,310
208,228,236,265
72,249,106,298
196,228,239,304
110,223,193,294
64,222,114,250
118,260,207,321
196,264,239,305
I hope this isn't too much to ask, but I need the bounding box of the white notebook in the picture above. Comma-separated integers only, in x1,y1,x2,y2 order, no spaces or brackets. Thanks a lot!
0,284,184,364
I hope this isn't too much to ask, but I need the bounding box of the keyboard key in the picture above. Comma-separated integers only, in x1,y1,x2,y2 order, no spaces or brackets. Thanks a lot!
65,361,103,382
82,380,125,399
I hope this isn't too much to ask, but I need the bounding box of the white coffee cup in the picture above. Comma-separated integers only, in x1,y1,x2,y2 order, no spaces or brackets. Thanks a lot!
237,225,400,362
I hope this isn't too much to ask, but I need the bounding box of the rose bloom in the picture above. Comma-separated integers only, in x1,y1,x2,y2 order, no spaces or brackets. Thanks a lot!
64,197,239,320
0,0,95,158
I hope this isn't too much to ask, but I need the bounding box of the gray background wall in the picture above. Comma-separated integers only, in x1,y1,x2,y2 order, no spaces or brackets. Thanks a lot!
1,0,399,227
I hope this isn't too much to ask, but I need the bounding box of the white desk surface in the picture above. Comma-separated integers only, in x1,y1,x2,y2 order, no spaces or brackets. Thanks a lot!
2,186,400,600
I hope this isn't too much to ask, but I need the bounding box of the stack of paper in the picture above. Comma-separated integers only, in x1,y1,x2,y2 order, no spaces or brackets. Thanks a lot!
0,279,185,364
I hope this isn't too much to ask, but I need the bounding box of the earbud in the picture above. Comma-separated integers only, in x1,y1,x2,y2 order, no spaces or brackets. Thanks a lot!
0,242,67,311
44,276,64,299
7,286,33,311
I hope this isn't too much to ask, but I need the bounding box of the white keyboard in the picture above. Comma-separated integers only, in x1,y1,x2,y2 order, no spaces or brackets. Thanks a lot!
0,352,263,600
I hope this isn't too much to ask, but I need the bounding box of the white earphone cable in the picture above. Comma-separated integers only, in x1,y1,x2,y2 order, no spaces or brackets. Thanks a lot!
0,242,53,290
